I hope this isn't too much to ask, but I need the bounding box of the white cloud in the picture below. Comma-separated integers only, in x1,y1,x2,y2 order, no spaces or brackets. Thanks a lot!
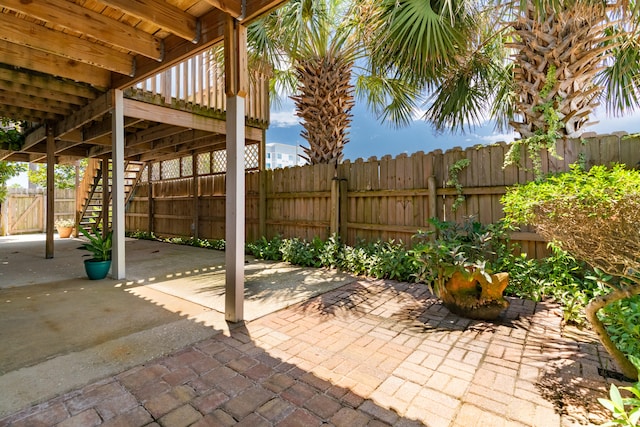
476,132,518,144
270,109,299,128
589,109,640,135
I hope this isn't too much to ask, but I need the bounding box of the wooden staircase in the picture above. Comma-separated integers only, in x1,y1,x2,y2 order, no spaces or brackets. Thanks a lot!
77,159,146,231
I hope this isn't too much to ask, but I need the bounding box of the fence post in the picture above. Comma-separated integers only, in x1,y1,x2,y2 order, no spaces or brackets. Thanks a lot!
339,178,348,244
330,177,339,236
427,175,437,238
192,155,200,239
0,197,6,236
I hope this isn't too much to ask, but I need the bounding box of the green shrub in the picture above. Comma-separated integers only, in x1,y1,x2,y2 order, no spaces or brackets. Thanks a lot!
246,235,283,260
600,294,640,362
502,163,640,379
598,355,640,426
504,245,608,325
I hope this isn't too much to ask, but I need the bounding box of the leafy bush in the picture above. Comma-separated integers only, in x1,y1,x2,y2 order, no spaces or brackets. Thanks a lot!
359,240,417,281
598,355,640,426
600,294,640,363
504,245,608,325
246,235,283,261
502,163,640,379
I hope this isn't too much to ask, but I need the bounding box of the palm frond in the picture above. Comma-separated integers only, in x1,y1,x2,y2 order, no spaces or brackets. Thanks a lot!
369,0,477,85
597,29,640,115
355,75,423,128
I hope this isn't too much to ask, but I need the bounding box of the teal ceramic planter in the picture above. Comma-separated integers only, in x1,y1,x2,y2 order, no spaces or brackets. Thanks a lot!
84,259,111,280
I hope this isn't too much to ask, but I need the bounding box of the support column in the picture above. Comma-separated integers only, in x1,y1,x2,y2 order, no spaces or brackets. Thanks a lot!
259,129,267,238
45,123,55,259
147,165,153,234
111,89,126,279
224,15,248,322
73,161,80,237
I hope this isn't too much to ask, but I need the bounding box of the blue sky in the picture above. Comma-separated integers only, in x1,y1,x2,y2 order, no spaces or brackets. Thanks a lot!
267,99,640,160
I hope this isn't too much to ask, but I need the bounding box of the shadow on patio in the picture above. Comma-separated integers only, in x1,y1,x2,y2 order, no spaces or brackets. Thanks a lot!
0,235,622,426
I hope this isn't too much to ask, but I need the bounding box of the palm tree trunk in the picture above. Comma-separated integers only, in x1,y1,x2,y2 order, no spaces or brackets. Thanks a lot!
292,53,355,165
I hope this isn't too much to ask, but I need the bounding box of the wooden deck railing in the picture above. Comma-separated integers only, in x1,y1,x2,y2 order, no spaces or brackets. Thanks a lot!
130,50,270,127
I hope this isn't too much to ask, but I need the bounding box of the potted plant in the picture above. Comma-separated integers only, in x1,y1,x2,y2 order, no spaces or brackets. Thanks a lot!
55,218,75,238
413,218,511,320
79,225,112,280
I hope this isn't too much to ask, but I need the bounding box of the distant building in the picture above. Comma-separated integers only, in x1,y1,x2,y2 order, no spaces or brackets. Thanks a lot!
265,143,307,169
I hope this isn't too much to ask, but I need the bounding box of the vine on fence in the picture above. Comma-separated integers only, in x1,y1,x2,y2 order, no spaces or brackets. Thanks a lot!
503,66,563,181
446,158,470,212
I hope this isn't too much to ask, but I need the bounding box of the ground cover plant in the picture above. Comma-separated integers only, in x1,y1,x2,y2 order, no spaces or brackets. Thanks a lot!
126,230,226,251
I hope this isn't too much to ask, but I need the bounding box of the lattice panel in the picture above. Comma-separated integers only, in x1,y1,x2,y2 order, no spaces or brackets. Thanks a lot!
151,162,160,181
245,144,259,170
162,159,180,179
140,165,149,182
198,153,211,175
181,156,193,177
212,150,227,173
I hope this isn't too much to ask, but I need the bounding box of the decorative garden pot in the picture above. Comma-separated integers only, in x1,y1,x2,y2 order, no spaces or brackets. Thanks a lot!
56,226,73,238
441,271,510,320
84,259,111,280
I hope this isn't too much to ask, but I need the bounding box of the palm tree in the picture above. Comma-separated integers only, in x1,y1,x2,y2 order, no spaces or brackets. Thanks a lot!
368,0,640,140
248,0,421,165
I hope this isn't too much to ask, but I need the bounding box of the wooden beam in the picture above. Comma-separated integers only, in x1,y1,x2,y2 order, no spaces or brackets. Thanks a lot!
1,152,30,162
224,15,248,97
59,130,84,143
123,98,262,140
29,146,89,162
0,90,73,116
91,128,212,158
54,140,83,154
0,40,110,88
0,65,99,99
55,92,113,138
0,81,87,107
1,0,163,61
82,116,143,142
139,138,226,162
127,124,187,147
22,127,47,151
243,0,288,23
0,13,135,76
203,0,242,17
97,0,198,42
0,106,58,123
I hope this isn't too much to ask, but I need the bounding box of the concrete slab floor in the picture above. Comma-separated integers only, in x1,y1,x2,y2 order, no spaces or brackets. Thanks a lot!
0,234,356,417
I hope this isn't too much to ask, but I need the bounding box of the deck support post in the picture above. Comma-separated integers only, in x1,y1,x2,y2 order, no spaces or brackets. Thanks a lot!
224,15,248,322
45,123,55,259
111,89,126,279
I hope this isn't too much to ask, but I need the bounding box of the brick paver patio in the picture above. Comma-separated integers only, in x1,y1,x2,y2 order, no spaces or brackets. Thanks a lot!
0,279,618,426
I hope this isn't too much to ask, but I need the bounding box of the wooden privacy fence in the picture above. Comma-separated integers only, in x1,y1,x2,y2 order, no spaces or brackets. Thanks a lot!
125,133,640,258
0,188,75,236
